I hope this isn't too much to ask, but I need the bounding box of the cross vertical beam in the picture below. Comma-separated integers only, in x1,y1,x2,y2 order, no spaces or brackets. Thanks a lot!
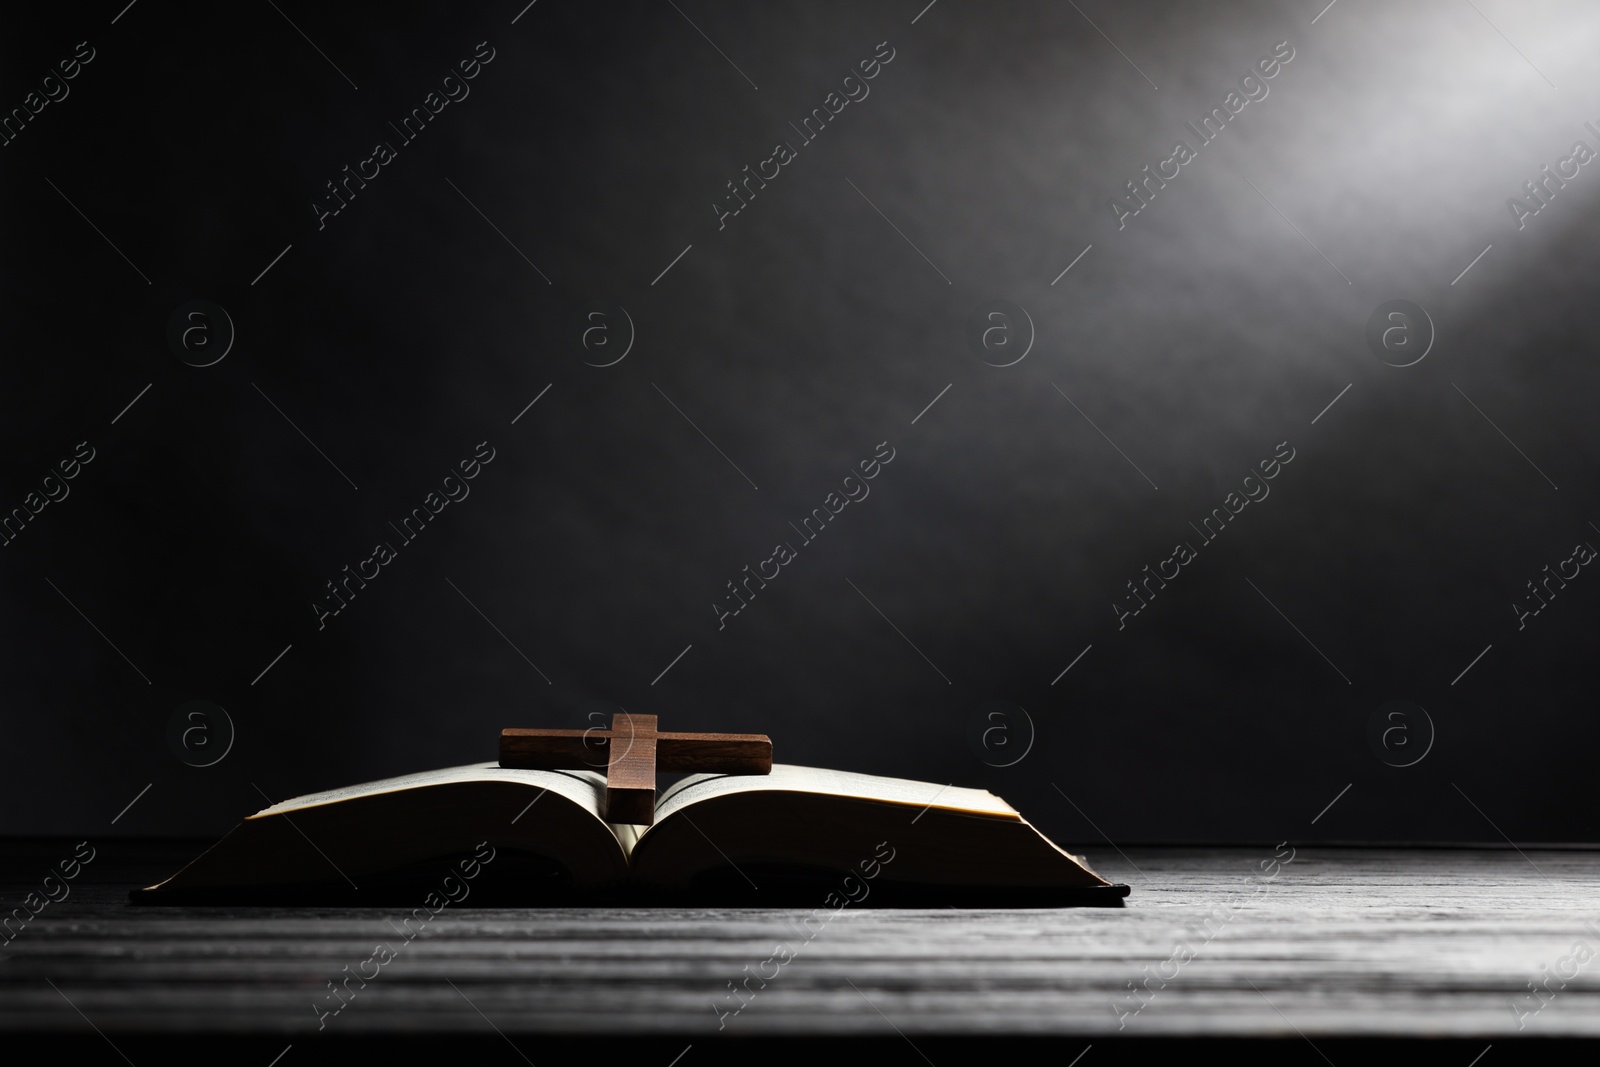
604,712,657,824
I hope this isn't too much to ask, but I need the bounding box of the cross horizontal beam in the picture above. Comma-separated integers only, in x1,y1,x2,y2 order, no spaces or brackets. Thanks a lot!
499,727,771,774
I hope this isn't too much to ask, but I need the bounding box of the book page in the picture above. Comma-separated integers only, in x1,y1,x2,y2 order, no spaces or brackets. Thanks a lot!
249,762,607,820
653,763,1018,825
146,762,636,894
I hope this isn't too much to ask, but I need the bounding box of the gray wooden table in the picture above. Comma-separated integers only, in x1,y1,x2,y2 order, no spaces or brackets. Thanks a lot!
3,841,1596,1059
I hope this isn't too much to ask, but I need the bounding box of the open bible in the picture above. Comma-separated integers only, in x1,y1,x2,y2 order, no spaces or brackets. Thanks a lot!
137,763,1129,906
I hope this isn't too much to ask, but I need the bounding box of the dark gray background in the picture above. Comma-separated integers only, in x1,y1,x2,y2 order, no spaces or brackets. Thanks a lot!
3,0,1596,844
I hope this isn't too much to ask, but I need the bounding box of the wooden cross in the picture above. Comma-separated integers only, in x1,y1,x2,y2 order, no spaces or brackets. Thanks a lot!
498,713,771,824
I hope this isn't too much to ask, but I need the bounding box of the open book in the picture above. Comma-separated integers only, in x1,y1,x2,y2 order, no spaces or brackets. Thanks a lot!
138,763,1129,906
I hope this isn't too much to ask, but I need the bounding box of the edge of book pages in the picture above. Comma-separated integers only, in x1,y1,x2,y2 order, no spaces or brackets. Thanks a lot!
248,761,1023,827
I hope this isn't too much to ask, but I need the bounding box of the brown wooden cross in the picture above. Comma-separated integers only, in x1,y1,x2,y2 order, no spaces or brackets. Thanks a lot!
498,712,771,824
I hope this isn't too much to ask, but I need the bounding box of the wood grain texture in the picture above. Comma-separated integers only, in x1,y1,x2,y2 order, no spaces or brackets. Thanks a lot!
3,842,1599,1042
603,712,657,825
498,727,609,769
655,732,772,773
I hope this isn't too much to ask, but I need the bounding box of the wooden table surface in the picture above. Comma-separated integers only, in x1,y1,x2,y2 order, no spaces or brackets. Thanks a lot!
3,840,1597,1059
